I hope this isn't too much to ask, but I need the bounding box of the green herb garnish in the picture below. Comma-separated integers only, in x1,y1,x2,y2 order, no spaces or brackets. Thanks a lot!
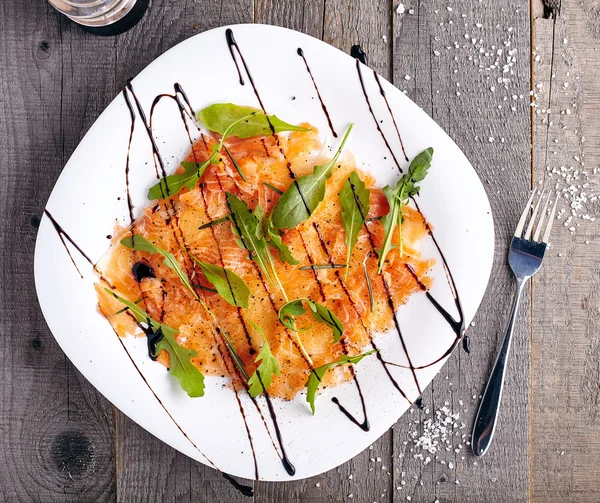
198,215,230,230
340,172,370,279
298,264,346,270
223,144,246,182
246,321,280,397
197,103,308,139
362,252,374,313
264,216,299,265
226,193,288,300
121,236,199,300
271,124,353,229
148,111,258,200
264,182,283,195
377,147,433,273
305,350,377,414
121,237,250,386
278,298,343,343
190,257,251,308
106,289,205,398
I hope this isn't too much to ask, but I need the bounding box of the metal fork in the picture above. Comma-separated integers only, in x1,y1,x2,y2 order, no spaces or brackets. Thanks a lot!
472,190,558,457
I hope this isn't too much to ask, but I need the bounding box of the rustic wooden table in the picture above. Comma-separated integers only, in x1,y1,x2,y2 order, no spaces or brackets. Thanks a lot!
1,0,598,501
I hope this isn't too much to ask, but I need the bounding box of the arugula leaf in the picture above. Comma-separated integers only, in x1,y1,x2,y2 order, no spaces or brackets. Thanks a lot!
278,298,344,343
197,103,307,139
190,257,250,308
271,125,353,229
147,161,209,200
340,172,370,280
266,217,299,265
226,193,288,300
305,350,377,414
278,299,311,332
223,144,246,182
246,321,280,397
148,112,257,200
106,289,205,398
121,236,199,301
377,147,433,273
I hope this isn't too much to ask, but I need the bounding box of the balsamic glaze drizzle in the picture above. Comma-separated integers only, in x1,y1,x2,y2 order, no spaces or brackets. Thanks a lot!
351,54,404,172
224,28,377,440
47,30,471,486
43,209,95,278
332,374,369,432
122,88,137,223
125,82,169,189
349,46,467,371
226,28,265,110
351,45,409,162
297,48,338,138
132,261,155,282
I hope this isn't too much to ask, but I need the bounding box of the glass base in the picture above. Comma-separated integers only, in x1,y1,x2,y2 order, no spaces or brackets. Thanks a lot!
69,0,149,36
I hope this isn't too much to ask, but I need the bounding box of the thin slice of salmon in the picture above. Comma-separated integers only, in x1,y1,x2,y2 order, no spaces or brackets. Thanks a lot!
96,124,434,400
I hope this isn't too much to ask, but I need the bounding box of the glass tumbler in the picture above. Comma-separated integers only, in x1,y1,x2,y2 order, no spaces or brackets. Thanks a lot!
47,0,149,35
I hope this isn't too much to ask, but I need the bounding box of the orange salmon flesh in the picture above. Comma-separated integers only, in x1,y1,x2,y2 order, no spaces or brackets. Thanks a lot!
96,125,434,400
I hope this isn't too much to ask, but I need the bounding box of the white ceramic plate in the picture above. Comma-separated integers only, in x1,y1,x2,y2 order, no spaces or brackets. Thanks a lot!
34,24,493,482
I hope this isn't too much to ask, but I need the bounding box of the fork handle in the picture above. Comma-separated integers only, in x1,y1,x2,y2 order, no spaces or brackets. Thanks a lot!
472,277,527,456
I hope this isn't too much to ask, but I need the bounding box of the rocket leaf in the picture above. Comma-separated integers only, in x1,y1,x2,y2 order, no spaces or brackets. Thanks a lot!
305,350,377,414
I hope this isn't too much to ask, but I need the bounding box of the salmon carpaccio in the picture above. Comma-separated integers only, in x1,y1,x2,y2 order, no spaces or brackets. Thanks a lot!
96,124,434,400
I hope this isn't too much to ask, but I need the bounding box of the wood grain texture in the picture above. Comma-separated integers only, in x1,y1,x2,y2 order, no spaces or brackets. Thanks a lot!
391,1,531,502
532,0,600,501
2,0,599,500
0,2,116,502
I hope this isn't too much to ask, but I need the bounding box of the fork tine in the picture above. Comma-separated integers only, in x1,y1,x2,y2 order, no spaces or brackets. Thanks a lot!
542,194,559,244
514,190,535,238
524,189,546,240
533,191,552,242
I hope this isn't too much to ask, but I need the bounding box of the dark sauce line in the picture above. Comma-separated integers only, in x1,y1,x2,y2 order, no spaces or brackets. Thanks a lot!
301,227,372,427
256,371,296,476
193,136,303,474
43,209,95,278
311,221,411,406
225,28,246,86
128,315,254,495
332,378,369,431
222,474,254,497
222,29,335,339
372,70,409,162
210,328,260,480
124,82,169,191
224,29,413,418
122,89,137,223
107,310,219,470
108,87,258,496
297,48,338,138
196,136,260,355
350,47,467,369
225,27,302,181
139,323,164,360
352,44,409,163
351,56,403,172
213,37,321,372
127,84,259,489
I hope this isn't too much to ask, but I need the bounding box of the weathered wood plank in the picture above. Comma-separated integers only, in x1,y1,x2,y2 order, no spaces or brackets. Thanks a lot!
0,2,117,502
532,1,600,501
110,2,255,502
391,1,531,502
252,1,395,502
